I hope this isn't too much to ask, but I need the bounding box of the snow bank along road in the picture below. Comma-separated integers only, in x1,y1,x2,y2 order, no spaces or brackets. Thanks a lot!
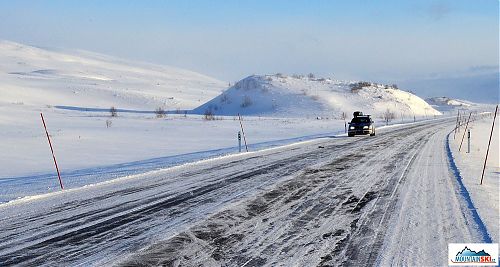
0,119,487,266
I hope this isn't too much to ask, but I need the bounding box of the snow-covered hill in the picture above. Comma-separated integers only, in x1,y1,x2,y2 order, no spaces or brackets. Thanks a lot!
426,96,472,108
425,96,497,114
193,74,441,118
0,40,225,110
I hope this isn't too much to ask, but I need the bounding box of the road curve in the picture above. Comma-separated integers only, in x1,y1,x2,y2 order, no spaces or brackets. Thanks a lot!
0,119,482,266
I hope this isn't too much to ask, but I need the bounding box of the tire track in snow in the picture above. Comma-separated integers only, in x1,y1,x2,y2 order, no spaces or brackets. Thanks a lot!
116,121,449,267
376,127,486,266
0,120,448,266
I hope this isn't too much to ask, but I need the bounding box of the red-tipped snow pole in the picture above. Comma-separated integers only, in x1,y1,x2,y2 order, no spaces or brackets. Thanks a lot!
459,112,472,152
40,113,64,190
238,113,248,152
480,105,498,185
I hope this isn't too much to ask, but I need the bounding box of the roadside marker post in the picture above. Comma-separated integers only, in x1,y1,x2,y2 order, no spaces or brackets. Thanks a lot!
459,112,471,152
40,113,64,190
467,129,470,154
238,131,242,153
480,105,498,185
238,113,248,152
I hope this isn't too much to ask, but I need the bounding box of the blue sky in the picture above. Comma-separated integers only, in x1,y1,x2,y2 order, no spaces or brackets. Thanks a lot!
0,0,498,101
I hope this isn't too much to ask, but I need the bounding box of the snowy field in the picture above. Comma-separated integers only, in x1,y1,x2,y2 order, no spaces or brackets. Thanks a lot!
448,112,499,242
0,41,446,204
0,104,344,178
0,103,353,202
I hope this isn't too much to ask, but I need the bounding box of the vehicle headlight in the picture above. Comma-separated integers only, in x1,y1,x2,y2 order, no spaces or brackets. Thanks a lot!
363,126,369,129
350,126,355,130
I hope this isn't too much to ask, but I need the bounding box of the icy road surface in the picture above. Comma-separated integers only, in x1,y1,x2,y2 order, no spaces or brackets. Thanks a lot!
0,119,487,266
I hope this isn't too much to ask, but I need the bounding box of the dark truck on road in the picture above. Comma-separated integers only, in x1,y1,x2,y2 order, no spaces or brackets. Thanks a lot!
348,111,375,137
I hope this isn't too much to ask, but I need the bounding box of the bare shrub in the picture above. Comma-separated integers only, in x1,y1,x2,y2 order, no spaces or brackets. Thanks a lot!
110,106,118,117
349,81,372,93
276,73,286,78
350,84,362,93
106,119,112,128
310,95,320,101
220,94,231,104
308,73,315,79
340,111,347,121
241,96,253,108
391,84,399,89
383,109,396,125
204,109,215,120
155,107,166,118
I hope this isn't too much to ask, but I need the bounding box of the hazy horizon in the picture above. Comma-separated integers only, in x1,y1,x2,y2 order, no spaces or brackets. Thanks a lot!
0,0,498,103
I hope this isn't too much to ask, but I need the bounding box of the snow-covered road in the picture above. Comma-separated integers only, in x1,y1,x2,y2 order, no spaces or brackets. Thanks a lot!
0,119,488,266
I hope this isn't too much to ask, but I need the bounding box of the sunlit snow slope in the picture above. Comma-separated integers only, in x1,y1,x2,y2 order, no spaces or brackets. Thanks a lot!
0,40,225,110
194,74,442,118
